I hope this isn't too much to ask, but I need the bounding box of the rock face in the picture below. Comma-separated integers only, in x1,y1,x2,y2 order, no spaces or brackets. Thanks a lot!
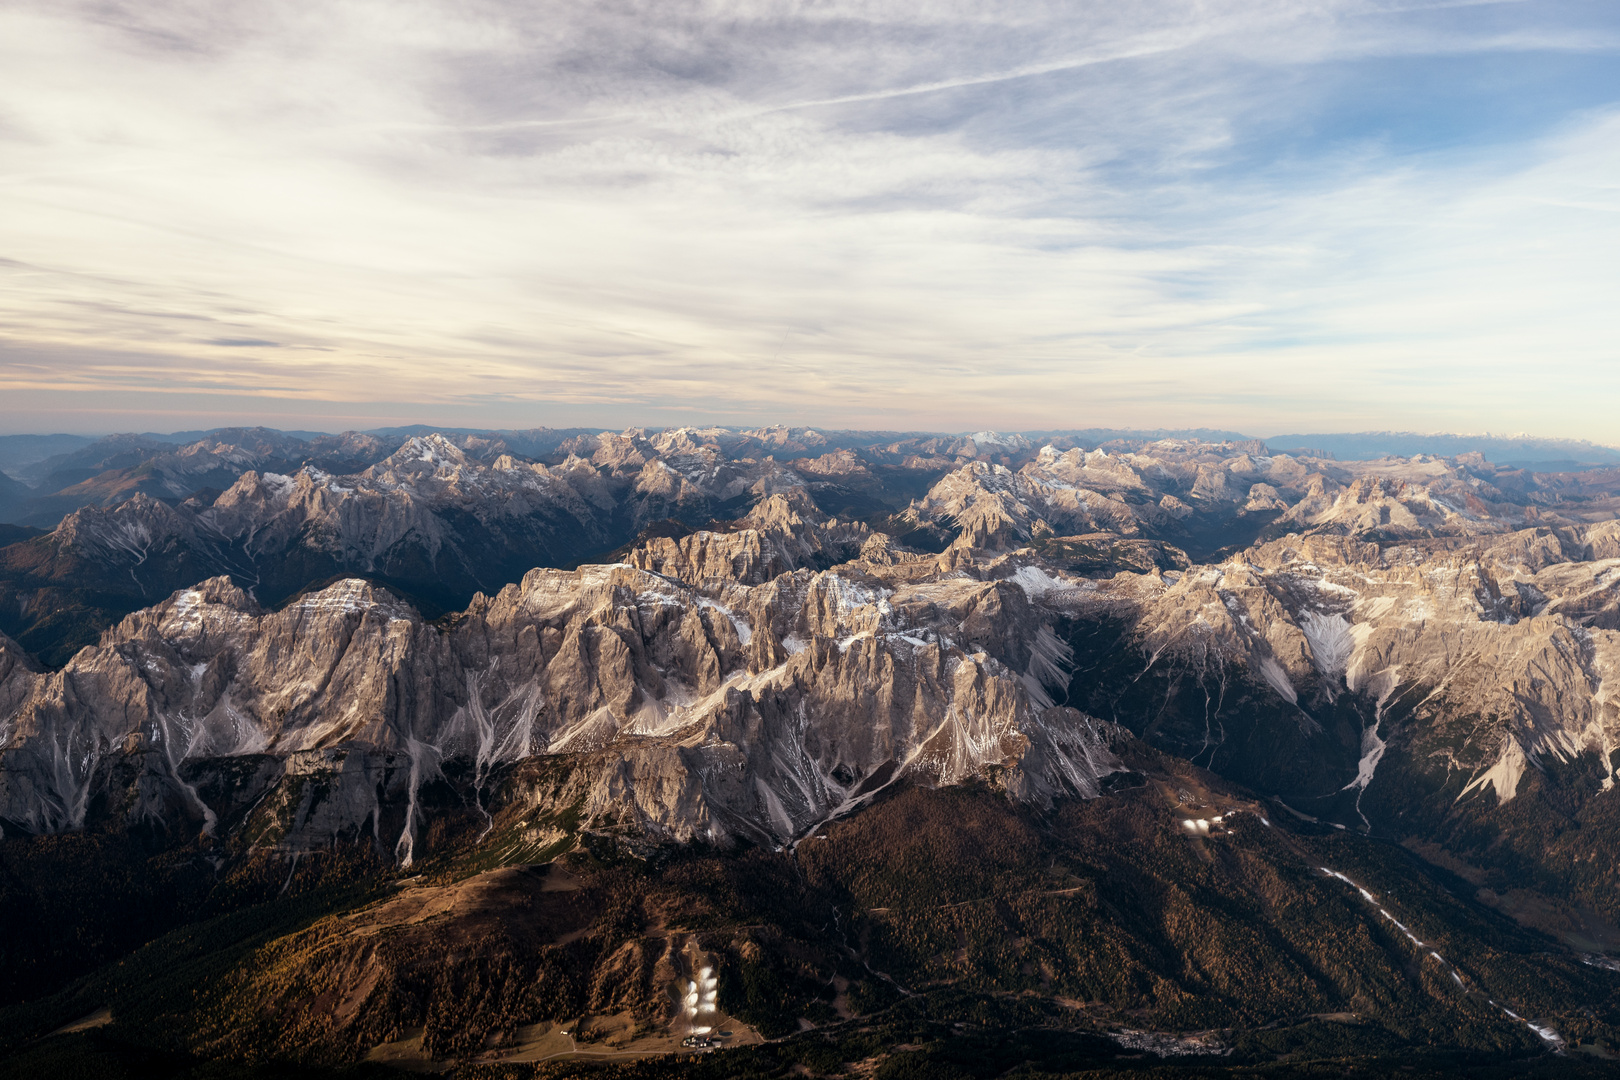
0,551,1118,854
3,427,1620,931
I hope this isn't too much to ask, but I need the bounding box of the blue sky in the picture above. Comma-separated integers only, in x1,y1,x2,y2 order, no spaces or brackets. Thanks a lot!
0,0,1617,439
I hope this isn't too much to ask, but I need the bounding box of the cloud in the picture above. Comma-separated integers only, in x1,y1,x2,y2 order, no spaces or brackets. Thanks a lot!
0,0,1616,437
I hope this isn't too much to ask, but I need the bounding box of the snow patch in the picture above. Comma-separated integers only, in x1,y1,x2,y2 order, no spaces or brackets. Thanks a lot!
294,584,373,616
1317,865,1564,1048
165,589,208,634
260,471,295,497
1342,668,1399,825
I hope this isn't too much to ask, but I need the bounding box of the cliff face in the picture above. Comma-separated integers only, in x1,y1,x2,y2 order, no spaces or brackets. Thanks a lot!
0,551,1118,855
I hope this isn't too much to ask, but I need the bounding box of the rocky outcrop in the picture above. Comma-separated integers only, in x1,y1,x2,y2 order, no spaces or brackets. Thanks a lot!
629,492,871,586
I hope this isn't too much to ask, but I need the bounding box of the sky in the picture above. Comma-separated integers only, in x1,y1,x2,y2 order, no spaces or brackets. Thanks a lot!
1,0,1618,440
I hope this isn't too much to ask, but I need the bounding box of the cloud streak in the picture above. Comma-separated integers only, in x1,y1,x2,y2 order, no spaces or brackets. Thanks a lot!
0,0,1617,437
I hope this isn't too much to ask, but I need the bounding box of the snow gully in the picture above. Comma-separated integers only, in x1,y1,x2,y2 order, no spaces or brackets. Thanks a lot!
1316,867,1564,1051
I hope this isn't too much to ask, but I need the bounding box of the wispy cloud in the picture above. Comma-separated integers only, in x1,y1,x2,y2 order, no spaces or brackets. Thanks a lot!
0,0,1616,437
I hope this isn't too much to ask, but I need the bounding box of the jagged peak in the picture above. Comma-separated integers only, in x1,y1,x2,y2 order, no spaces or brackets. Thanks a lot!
745,489,822,534
162,575,261,616
54,491,193,550
967,430,1032,450
384,432,472,470
214,468,298,504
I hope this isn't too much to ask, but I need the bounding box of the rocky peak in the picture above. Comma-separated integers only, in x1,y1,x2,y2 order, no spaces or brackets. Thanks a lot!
744,491,819,534
54,493,197,559
629,491,867,588
371,433,473,477
9,429,1620,910
591,433,653,472
790,448,869,478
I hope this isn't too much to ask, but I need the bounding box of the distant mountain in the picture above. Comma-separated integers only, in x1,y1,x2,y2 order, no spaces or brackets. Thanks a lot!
0,433,96,481
0,471,29,525
1017,426,1259,445
0,428,960,664
8,424,1613,530
7,426,1620,667
3,428,405,520
0,427,615,522
1267,430,1620,468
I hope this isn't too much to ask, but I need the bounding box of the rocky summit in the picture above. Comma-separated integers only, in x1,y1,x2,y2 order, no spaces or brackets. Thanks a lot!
2,427,1620,1078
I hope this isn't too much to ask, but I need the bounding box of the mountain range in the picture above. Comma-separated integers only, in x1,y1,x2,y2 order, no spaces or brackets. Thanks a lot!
2,425,1620,1078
